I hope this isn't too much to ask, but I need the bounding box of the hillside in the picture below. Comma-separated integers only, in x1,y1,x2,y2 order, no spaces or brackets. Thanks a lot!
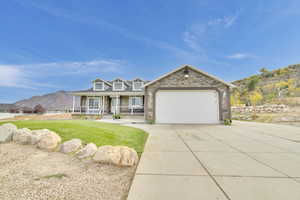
14,90,73,111
231,64,300,106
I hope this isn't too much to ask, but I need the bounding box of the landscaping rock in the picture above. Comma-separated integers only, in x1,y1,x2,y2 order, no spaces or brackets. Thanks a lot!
76,143,97,159
30,129,48,145
60,139,82,154
13,128,32,145
93,145,138,167
37,130,61,151
0,124,17,143
1,123,18,131
118,146,139,167
93,145,121,165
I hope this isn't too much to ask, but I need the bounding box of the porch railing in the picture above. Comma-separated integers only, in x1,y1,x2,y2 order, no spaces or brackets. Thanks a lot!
72,105,144,115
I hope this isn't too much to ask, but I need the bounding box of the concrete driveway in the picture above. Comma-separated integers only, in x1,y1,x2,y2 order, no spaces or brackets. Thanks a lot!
127,121,300,200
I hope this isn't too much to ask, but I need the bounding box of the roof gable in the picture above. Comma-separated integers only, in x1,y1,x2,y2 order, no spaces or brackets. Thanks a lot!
144,65,236,88
92,78,112,86
112,78,130,86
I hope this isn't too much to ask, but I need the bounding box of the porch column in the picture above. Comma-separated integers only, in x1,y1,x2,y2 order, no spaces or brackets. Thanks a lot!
72,96,75,113
87,97,89,114
116,96,120,114
102,96,105,114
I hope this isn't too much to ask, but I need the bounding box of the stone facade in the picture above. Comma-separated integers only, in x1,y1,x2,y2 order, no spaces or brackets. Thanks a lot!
144,66,231,122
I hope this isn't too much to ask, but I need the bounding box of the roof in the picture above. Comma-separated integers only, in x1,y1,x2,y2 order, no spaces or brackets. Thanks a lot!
93,78,112,86
144,65,236,88
70,79,151,95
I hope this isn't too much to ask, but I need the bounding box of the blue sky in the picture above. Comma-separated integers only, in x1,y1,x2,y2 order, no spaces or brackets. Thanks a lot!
1,0,300,103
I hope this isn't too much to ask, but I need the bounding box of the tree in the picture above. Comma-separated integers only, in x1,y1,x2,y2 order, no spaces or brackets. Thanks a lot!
259,67,268,74
260,67,273,78
230,90,242,106
34,104,46,114
249,91,263,118
247,77,260,91
249,91,263,106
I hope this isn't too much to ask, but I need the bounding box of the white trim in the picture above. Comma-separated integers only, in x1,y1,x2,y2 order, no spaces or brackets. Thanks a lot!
92,78,112,86
72,96,75,113
132,81,144,91
113,81,125,91
129,96,143,107
93,82,105,91
144,65,236,88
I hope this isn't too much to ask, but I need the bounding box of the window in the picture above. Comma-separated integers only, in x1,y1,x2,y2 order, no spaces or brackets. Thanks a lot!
129,97,143,107
88,98,100,109
113,82,124,91
133,81,144,91
94,82,104,91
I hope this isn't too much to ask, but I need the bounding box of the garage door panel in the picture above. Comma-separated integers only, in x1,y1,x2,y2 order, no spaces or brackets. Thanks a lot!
155,90,219,124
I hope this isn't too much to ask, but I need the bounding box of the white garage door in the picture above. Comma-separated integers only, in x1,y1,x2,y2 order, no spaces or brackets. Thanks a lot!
155,90,220,124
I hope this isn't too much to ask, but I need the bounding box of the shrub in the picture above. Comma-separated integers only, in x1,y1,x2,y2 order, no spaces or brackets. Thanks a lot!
224,119,232,126
113,114,121,119
147,120,155,124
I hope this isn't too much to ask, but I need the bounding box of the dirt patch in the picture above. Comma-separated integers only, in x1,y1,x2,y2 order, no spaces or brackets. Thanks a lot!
0,143,135,200
2,113,72,121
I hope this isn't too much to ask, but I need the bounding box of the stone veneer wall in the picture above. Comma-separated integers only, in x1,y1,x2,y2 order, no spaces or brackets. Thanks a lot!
144,67,231,122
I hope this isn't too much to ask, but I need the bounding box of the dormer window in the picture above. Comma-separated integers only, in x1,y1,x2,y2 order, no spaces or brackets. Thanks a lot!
133,80,144,91
94,82,104,91
113,81,124,91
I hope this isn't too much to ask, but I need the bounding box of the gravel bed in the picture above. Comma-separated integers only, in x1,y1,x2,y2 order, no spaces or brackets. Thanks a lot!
0,143,136,200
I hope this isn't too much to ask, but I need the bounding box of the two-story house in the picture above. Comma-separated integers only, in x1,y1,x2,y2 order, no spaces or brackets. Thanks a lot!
71,78,148,115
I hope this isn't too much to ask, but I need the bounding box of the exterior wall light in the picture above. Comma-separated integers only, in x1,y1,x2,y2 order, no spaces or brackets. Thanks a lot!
184,67,189,78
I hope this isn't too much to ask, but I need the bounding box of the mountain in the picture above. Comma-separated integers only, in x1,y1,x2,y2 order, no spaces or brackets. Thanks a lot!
14,90,73,111
231,64,300,106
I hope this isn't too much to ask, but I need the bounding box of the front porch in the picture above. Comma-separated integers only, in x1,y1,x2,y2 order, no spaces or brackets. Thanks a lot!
72,95,145,115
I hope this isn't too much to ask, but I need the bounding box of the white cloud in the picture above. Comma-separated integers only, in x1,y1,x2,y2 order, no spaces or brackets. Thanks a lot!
0,66,28,88
183,12,240,54
208,14,239,28
226,53,255,59
0,59,123,88
34,59,123,74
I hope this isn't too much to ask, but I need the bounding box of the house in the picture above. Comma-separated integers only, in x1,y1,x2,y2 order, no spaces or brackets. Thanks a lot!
71,65,235,124
0,104,17,113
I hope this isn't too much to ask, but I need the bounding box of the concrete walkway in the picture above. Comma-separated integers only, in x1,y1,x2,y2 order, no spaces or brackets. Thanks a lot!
127,121,300,200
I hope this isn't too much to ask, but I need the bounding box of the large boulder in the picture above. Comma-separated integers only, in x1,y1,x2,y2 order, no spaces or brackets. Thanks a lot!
1,123,17,131
118,146,139,167
30,129,49,145
60,139,82,154
37,129,61,151
93,145,138,167
93,145,121,165
13,128,32,145
0,123,18,143
76,143,97,159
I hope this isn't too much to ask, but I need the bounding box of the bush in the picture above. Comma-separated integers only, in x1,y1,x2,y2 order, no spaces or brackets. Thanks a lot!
224,119,232,125
113,114,121,119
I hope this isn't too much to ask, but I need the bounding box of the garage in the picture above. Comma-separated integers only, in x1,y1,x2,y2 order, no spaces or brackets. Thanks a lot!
155,90,220,124
144,65,234,124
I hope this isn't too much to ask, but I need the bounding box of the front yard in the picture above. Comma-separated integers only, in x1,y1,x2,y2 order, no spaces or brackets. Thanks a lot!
0,120,148,154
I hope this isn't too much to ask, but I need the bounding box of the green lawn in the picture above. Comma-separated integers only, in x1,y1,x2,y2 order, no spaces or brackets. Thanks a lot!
0,120,148,154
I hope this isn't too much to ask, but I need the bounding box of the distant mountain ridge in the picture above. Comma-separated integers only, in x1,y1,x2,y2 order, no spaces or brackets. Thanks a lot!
14,90,73,111
8,63,300,111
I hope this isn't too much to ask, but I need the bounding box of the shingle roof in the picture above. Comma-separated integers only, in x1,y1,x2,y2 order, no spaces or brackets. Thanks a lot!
71,79,150,93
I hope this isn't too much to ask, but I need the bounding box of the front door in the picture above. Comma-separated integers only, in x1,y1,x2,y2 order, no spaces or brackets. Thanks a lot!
110,97,120,114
